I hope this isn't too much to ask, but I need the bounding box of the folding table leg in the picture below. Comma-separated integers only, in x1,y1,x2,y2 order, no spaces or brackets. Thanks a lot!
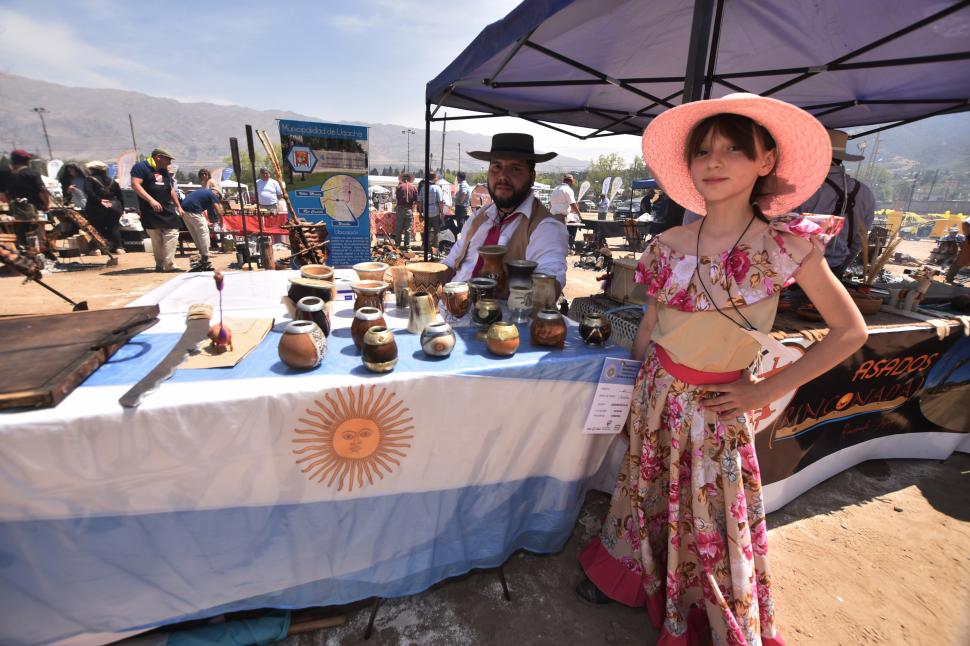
363,597,383,640
498,566,512,602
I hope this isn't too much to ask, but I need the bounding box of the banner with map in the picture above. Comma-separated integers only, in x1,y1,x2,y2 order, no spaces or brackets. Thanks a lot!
278,120,370,266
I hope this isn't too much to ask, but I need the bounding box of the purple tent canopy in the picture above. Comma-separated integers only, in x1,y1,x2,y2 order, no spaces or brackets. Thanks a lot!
426,0,970,139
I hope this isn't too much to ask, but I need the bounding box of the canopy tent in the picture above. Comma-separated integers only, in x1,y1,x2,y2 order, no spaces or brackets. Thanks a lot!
426,0,970,140
417,0,970,258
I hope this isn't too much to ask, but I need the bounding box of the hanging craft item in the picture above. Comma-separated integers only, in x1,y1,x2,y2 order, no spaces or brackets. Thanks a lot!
207,271,232,353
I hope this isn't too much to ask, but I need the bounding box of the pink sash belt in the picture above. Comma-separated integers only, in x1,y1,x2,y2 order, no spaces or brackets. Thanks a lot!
654,344,742,386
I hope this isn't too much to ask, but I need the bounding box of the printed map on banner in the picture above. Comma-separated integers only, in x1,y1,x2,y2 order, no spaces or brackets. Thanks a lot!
279,120,371,266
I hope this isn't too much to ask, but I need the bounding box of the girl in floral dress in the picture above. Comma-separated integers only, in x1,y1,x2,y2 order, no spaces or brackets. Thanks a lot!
577,94,869,645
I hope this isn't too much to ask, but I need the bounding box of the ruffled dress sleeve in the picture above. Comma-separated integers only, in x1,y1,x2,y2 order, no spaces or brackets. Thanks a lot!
766,214,830,287
633,237,671,298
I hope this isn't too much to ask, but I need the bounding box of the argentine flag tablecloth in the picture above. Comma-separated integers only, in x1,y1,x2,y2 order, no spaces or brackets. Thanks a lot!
0,269,622,646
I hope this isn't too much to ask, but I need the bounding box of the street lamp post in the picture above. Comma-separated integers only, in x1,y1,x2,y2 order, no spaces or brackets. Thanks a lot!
402,128,416,172
31,107,53,160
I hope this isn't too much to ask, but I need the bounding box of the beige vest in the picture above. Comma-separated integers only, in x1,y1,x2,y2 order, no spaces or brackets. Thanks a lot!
451,197,564,271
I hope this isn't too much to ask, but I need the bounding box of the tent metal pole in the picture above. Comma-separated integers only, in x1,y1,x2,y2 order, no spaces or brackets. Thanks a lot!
523,41,675,107
682,0,716,104
486,27,538,85
424,102,431,261
762,0,970,96
702,0,726,99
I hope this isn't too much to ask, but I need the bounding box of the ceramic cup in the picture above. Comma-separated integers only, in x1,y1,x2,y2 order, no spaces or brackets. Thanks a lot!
278,320,327,370
442,281,471,319
530,308,567,348
579,313,612,347
508,286,533,324
361,326,398,373
486,321,520,356
296,296,331,337
353,261,390,282
420,321,457,358
300,264,334,281
351,280,389,312
351,306,386,349
407,290,439,334
468,277,497,305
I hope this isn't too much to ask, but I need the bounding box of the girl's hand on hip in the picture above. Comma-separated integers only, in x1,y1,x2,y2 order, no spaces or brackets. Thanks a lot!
698,371,771,420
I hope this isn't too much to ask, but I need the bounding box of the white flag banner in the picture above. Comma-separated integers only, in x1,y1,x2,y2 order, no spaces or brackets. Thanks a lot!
116,150,138,189
609,177,624,202
602,177,612,198
576,180,591,202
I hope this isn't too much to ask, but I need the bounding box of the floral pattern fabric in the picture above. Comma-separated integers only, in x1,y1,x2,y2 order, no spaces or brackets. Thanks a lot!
582,216,827,644
634,214,827,312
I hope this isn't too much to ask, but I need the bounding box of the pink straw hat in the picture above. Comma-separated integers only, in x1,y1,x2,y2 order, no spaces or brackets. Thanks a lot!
642,93,831,216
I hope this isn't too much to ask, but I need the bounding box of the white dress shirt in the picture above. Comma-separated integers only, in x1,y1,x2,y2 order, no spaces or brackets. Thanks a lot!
549,183,576,215
443,195,569,288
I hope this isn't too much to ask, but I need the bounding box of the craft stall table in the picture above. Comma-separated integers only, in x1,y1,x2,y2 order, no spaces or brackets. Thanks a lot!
221,210,289,236
571,294,970,512
580,217,664,251
0,270,622,646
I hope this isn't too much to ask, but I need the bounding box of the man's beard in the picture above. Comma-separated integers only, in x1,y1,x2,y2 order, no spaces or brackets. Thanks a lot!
488,181,533,210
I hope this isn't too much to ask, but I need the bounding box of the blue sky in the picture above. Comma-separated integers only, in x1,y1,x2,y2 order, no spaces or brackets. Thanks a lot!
0,0,639,161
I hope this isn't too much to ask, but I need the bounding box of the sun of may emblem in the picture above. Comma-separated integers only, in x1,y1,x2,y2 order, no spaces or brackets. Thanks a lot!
292,385,414,492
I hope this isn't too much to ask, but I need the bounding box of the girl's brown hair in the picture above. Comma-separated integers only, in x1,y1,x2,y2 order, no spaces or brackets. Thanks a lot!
685,113,777,221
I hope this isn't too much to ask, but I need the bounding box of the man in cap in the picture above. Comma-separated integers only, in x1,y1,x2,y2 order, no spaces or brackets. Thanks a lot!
180,185,224,271
1,149,50,248
131,148,185,271
441,133,569,293
550,173,583,250
797,129,876,279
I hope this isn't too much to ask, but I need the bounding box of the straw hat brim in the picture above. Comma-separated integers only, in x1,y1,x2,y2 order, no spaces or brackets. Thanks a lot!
642,93,831,216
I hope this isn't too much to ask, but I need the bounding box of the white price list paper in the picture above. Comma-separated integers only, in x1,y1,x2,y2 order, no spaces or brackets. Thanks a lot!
583,358,642,434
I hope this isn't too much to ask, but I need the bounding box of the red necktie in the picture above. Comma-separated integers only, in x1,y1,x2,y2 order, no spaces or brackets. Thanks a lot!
472,212,522,277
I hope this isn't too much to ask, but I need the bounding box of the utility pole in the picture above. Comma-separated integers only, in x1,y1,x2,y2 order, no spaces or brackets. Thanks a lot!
31,107,53,159
864,131,881,182
439,113,447,176
906,170,921,212
926,169,940,200
402,128,415,172
457,142,461,174
128,113,138,154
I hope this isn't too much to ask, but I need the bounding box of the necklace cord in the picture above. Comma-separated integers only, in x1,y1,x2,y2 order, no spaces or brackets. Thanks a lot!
694,211,758,331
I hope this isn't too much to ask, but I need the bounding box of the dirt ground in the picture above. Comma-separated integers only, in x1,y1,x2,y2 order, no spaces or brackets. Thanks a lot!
2,237,969,645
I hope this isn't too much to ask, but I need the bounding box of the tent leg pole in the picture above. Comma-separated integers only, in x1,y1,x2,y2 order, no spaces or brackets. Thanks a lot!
424,102,431,261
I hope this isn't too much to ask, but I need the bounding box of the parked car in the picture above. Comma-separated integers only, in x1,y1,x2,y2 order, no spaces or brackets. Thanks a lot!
578,199,596,213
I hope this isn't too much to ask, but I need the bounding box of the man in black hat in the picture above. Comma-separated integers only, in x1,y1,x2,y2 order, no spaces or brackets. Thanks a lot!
131,148,186,272
441,133,569,293
2,149,50,248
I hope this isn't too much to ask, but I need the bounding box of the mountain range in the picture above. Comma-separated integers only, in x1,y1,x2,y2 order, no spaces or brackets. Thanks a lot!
2,72,968,177
0,73,590,173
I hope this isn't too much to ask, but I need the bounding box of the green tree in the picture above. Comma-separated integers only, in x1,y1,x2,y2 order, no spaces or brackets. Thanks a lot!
586,153,627,196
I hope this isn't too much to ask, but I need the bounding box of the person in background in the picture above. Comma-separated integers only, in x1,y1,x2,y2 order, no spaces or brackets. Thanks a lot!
83,160,125,253
6,149,51,248
58,163,88,210
394,172,418,250
256,167,284,214
417,171,444,246
596,192,609,221
454,171,471,230
638,188,655,215
550,173,581,222
945,220,969,283
180,187,224,272
441,133,569,293
196,168,222,226
131,147,183,272
797,129,876,279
